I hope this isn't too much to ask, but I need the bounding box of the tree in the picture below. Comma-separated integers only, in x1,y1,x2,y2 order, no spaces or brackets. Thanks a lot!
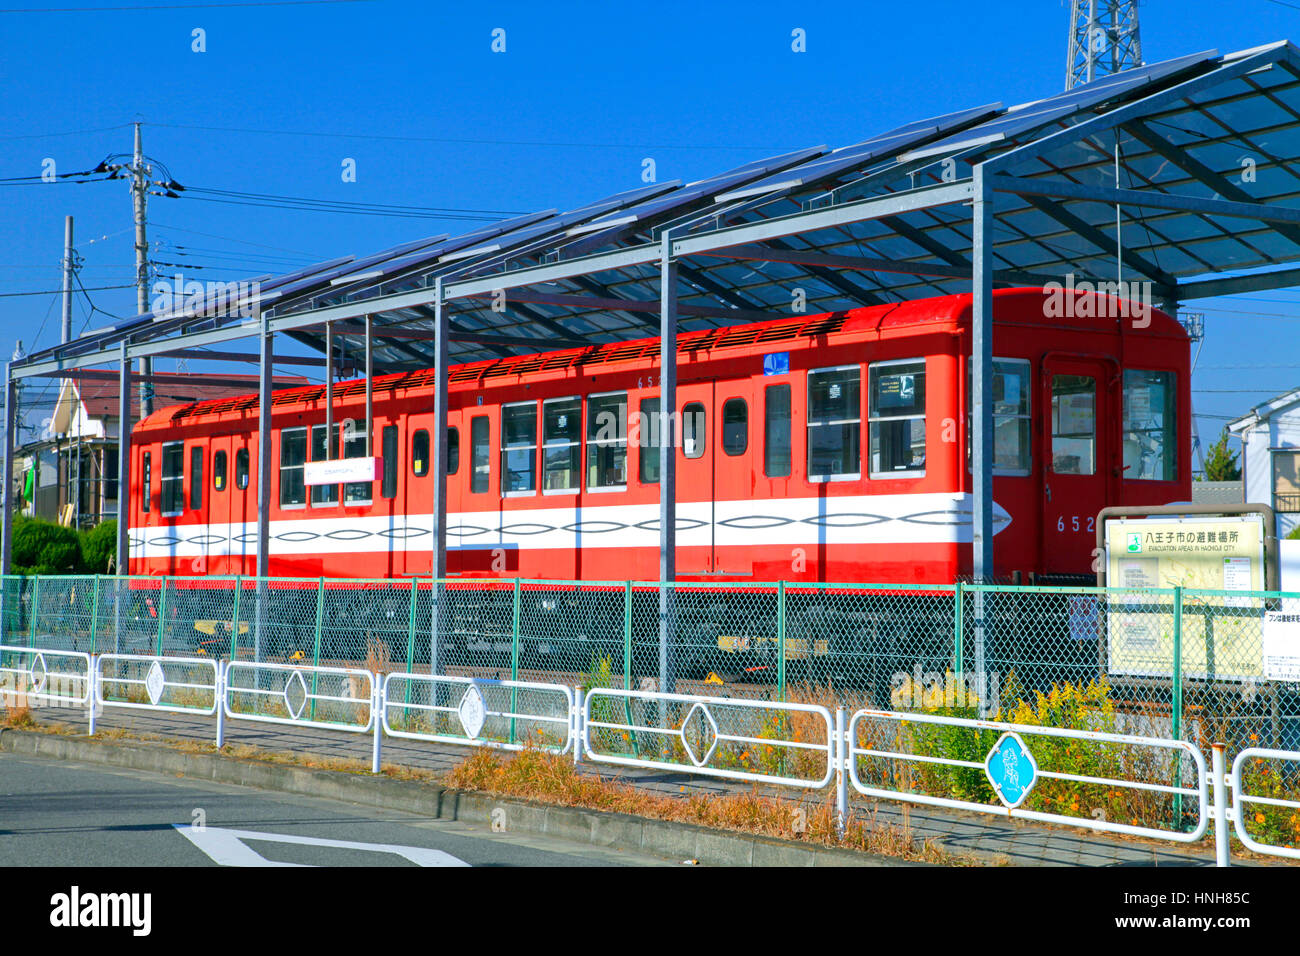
1202,428,1242,482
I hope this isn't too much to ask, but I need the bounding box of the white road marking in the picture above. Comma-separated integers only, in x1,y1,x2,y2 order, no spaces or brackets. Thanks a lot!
173,824,470,867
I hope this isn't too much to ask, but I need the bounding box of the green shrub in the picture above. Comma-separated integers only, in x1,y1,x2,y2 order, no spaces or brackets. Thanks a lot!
79,520,117,574
11,515,83,575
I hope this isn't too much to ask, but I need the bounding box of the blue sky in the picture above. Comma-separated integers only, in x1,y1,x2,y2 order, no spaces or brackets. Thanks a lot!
2,0,1299,465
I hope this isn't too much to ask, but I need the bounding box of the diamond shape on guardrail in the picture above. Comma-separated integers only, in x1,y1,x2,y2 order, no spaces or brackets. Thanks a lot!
681,702,719,767
29,653,47,696
145,660,166,706
283,670,308,720
458,683,486,739
985,731,1038,809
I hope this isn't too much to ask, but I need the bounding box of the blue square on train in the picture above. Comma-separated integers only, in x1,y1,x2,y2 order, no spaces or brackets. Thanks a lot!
763,352,789,376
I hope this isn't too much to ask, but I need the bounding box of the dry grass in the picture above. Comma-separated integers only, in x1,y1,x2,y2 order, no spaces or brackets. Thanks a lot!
2,698,36,729
445,746,964,864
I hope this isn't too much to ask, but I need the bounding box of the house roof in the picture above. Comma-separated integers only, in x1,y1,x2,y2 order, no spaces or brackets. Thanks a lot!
54,372,311,431
1227,386,1300,434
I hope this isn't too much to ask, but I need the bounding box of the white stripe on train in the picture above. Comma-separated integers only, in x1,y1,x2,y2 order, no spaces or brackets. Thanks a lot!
129,493,1012,560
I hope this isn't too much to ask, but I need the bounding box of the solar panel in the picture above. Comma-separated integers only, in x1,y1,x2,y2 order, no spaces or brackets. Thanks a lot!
903,51,1219,159
715,104,1004,201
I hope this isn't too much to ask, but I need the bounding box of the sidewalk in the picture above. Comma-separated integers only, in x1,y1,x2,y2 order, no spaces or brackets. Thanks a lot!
16,703,1237,868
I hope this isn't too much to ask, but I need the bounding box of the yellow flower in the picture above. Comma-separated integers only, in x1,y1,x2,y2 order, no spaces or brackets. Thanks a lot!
1256,812,1266,824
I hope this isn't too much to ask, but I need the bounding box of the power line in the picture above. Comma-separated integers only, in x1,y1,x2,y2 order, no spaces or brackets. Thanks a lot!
0,283,133,298
0,1,374,11
150,221,327,258
147,120,793,152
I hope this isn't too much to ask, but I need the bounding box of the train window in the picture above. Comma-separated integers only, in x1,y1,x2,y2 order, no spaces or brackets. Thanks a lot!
280,428,308,508
449,427,460,475
722,398,748,456
502,402,538,495
544,397,581,492
213,451,227,492
235,449,249,491
161,442,185,515
764,385,791,478
807,367,861,480
1123,370,1175,481
412,429,429,477
382,425,398,499
1050,375,1096,475
966,359,1032,475
638,398,660,484
869,360,926,478
190,446,204,511
141,452,151,512
587,392,627,490
682,403,705,459
471,416,489,493
311,425,339,506
342,422,371,505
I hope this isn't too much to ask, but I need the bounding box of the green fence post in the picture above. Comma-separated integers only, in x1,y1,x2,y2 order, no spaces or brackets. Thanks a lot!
1171,585,1184,828
29,576,40,648
509,578,521,746
404,579,418,675
155,577,168,655
776,580,786,702
88,575,100,655
954,580,965,685
623,581,638,757
310,578,324,721
229,576,241,658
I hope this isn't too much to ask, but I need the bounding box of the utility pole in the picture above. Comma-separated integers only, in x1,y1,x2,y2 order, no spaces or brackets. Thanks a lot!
130,122,153,417
61,216,75,345
1066,1,1142,90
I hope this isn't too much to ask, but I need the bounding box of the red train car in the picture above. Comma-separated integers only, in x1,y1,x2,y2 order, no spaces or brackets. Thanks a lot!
127,287,1190,584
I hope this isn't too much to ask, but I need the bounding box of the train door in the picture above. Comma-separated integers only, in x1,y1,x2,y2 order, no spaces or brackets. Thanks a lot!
713,385,755,575
676,382,715,573
186,438,210,575
402,412,461,577
209,435,232,575
229,435,253,575
1041,356,1115,575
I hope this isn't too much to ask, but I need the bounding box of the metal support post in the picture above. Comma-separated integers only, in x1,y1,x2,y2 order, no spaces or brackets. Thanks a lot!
510,578,520,745
1211,742,1231,867
658,234,678,699
87,656,97,736
254,315,272,661
776,580,786,701
155,576,168,655
1,367,17,635
371,677,383,774
430,278,448,679
970,169,994,714
1172,585,1184,826
835,707,848,838
215,659,226,748
573,687,584,766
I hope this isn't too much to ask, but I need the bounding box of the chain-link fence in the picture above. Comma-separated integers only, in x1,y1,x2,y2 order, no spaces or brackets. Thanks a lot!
3,574,1299,764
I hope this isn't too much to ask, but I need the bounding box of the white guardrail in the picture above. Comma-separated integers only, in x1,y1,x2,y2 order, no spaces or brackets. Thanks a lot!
847,707,1209,844
382,673,575,754
96,653,219,716
4,642,1299,866
0,643,92,711
581,687,836,789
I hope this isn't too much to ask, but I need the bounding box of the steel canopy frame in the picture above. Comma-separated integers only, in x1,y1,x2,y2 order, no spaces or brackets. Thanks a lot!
5,41,1300,648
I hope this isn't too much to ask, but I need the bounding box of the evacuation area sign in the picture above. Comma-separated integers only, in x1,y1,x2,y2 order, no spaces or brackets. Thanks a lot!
1105,515,1267,680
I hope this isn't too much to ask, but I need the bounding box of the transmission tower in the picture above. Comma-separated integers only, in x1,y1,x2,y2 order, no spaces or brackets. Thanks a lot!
1066,1,1143,90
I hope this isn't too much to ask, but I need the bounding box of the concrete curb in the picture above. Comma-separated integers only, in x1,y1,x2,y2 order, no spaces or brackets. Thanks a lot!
0,728,918,867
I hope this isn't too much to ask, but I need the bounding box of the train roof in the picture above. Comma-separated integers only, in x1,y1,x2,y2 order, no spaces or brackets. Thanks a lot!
136,288,1184,429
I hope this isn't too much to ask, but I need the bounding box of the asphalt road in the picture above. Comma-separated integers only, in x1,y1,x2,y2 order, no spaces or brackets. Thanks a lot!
0,751,677,867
